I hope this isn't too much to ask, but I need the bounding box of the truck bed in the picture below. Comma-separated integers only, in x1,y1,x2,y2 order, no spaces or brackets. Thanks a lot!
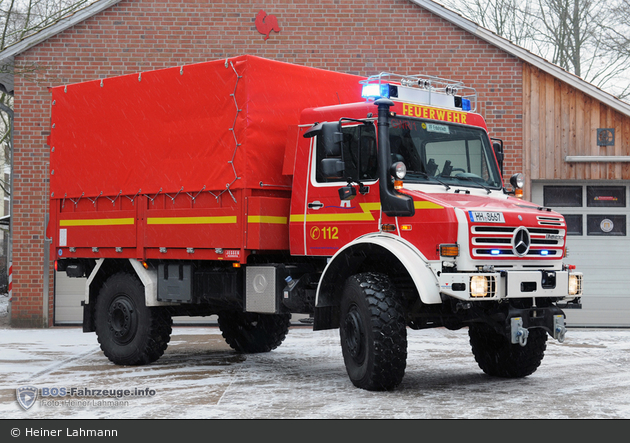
48,55,364,261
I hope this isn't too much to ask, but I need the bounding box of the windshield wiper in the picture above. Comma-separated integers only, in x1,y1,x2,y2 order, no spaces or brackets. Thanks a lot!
407,172,451,191
453,175,492,194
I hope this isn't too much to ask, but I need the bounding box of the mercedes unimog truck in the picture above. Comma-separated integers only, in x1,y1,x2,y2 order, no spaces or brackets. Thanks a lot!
49,55,583,391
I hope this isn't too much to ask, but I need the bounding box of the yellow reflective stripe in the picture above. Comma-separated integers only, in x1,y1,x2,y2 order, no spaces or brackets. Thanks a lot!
248,215,288,225
414,201,443,209
291,203,380,223
59,218,135,227
290,201,442,222
147,216,237,225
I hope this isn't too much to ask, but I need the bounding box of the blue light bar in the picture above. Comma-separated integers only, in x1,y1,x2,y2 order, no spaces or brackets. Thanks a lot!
362,83,390,99
462,98,471,111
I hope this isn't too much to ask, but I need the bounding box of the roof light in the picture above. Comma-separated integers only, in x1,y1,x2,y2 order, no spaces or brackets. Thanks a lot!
362,83,391,99
462,98,471,111
390,161,407,180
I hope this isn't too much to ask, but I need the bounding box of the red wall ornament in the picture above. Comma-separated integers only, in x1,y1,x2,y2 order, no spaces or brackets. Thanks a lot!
255,10,281,40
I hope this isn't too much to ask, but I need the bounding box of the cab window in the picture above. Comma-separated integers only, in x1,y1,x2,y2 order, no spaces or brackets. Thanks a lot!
316,123,377,183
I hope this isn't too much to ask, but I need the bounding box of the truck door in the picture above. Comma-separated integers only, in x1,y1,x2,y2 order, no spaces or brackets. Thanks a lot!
300,122,381,257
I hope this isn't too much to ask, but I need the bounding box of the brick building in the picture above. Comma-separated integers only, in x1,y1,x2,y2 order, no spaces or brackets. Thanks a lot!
2,0,630,327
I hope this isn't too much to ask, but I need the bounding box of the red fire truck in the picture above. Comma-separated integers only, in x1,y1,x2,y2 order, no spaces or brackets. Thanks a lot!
49,55,582,391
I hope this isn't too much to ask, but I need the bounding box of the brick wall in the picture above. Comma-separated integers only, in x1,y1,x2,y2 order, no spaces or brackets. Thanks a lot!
11,0,523,326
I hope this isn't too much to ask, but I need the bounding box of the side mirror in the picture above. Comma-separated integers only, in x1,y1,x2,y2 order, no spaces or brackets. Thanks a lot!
492,138,504,175
304,122,343,156
320,158,345,179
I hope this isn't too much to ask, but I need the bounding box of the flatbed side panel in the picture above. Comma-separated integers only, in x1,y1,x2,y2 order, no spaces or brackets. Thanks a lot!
57,210,137,248
144,206,243,249
246,196,291,250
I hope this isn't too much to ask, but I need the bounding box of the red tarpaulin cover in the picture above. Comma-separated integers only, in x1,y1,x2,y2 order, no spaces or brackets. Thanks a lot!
49,55,365,199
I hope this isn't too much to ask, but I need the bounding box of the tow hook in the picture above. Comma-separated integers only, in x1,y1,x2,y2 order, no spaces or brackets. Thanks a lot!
510,317,529,347
553,315,567,343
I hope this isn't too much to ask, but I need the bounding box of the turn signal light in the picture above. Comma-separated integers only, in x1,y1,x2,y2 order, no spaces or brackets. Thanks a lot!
394,179,403,190
439,244,459,257
381,224,397,232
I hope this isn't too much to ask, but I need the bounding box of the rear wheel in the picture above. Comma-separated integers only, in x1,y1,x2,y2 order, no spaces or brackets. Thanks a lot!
218,311,291,353
469,322,547,378
339,273,407,391
94,272,172,365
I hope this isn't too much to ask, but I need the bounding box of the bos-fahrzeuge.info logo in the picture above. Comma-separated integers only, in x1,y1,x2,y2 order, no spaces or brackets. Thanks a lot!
16,385,157,410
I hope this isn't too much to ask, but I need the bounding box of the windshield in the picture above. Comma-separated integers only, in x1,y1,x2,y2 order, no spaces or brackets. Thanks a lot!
389,116,502,189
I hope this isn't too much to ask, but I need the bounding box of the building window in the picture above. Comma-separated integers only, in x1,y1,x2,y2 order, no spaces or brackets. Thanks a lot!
586,186,626,208
563,214,583,236
586,215,626,236
544,186,582,207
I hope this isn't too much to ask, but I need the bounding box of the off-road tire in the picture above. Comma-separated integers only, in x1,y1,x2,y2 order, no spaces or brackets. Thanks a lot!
94,272,172,365
339,273,407,391
218,311,291,353
469,322,547,378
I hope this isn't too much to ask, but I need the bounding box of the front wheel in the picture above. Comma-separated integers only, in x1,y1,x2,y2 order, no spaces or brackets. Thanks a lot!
94,272,172,365
339,273,407,391
469,322,547,378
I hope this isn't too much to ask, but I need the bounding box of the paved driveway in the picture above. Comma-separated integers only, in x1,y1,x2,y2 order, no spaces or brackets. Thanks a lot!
1,325,629,419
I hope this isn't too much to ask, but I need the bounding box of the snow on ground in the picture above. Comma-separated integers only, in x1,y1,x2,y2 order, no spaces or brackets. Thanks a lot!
1,312,630,419
0,293,8,328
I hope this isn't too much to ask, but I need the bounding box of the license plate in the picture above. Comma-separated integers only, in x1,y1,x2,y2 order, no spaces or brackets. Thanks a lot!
469,211,505,223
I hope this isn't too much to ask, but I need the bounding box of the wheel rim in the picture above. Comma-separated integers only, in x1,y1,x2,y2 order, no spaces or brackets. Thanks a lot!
107,295,137,345
343,305,365,363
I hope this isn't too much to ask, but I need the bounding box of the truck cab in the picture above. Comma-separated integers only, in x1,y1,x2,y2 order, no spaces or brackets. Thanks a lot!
287,73,582,389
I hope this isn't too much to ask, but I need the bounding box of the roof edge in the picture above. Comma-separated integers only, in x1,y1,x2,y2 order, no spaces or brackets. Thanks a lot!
412,0,630,117
0,0,122,61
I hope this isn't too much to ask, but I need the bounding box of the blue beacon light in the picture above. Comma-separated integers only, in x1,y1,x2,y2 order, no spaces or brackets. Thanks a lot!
362,83,390,99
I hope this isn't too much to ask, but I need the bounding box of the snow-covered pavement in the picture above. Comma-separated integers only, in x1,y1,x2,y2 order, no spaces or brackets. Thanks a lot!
1,320,629,419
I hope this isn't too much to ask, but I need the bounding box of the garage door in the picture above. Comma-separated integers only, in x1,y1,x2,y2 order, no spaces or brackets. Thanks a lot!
532,181,630,327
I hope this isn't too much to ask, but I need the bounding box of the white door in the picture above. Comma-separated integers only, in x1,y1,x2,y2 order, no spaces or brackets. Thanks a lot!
532,181,630,327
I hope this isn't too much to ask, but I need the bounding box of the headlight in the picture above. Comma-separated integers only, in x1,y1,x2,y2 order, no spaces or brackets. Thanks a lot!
470,275,488,297
569,274,582,295
510,173,525,189
390,161,407,180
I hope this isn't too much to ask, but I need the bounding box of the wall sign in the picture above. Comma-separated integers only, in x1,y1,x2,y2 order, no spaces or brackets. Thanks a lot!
255,10,281,40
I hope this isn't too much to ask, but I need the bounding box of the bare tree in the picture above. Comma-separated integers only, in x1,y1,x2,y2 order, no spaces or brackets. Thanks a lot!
442,0,630,100
0,0,96,201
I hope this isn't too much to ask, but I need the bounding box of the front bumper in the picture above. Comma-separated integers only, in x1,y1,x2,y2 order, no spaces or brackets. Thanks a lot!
439,269,583,303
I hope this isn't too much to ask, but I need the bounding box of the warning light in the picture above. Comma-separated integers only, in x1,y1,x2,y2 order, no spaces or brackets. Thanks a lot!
362,83,390,99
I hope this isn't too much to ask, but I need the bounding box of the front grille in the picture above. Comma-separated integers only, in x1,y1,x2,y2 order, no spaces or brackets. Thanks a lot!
471,224,565,259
